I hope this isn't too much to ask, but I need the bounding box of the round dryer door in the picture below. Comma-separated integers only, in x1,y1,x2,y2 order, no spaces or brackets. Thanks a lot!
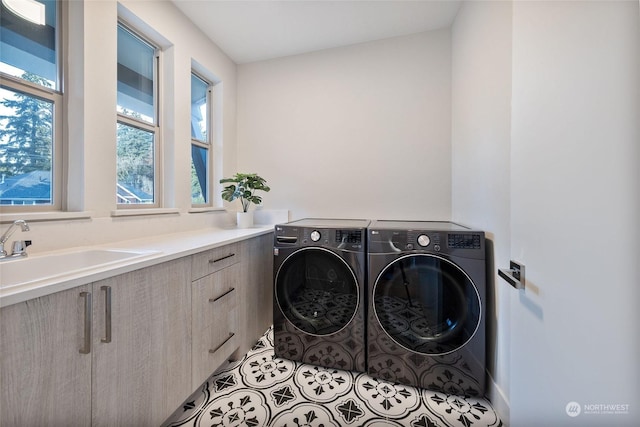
275,247,359,336
373,254,481,355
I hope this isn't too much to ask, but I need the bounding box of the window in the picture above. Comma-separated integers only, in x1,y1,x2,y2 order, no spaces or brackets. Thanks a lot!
116,22,159,206
190,72,211,205
0,0,62,209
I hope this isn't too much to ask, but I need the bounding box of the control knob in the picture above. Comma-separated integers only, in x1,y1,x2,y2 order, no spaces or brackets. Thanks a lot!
310,230,321,242
417,234,431,247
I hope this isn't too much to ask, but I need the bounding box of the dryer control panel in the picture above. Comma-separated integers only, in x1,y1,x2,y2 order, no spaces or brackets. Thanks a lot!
369,228,485,259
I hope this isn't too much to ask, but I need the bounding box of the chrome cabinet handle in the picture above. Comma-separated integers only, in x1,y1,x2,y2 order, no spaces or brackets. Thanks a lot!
101,286,112,343
209,287,235,303
210,332,235,354
209,253,235,264
79,292,92,354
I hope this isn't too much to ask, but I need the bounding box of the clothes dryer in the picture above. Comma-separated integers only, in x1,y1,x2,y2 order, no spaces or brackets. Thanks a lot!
273,218,369,372
367,220,487,396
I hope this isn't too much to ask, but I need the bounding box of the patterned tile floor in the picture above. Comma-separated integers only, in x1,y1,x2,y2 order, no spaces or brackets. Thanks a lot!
163,327,502,427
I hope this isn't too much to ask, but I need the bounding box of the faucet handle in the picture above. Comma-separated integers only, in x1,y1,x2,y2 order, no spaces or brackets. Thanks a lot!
11,240,31,256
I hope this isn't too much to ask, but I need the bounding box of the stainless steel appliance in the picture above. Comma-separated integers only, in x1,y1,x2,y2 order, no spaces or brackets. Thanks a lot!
273,218,369,372
367,220,487,396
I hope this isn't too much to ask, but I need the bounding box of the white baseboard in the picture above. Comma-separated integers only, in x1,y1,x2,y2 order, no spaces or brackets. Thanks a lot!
487,372,510,426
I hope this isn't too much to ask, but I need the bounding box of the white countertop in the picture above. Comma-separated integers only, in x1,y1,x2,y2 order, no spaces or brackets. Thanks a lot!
0,226,274,308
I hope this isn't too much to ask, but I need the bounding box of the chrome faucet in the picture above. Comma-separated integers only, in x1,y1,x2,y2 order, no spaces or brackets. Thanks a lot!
0,219,31,259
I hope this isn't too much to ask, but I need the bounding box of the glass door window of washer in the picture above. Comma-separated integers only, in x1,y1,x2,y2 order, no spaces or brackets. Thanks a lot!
373,254,481,355
276,247,359,336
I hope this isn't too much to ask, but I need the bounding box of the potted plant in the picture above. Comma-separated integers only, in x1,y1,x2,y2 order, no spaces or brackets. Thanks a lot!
220,173,270,228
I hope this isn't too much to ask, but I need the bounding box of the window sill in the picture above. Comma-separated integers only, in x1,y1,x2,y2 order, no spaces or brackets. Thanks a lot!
188,207,226,214
111,208,180,217
0,211,93,224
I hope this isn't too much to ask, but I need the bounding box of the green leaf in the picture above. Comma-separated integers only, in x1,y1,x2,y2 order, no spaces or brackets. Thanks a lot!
218,172,269,210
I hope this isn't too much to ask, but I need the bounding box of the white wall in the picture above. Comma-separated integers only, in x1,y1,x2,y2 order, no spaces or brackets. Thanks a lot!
510,1,639,425
237,31,452,221
5,0,240,253
451,0,512,421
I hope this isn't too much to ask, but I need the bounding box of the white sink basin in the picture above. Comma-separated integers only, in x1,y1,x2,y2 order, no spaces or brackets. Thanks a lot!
0,249,159,289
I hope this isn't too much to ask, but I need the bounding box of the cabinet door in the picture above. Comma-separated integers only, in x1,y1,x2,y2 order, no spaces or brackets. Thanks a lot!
0,286,92,426
238,232,274,352
91,258,191,427
191,263,239,388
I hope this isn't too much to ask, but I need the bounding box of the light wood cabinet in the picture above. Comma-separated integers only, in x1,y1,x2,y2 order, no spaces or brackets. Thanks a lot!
191,262,239,388
237,232,274,354
91,257,191,427
191,242,240,280
0,232,273,426
190,232,273,388
0,285,92,426
0,258,191,427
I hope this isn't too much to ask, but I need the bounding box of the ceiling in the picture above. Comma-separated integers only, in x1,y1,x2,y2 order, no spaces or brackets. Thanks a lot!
171,0,462,64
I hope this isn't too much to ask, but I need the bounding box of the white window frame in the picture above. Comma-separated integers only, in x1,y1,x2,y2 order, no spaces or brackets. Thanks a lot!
0,0,64,212
116,21,162,209
190,71,213,207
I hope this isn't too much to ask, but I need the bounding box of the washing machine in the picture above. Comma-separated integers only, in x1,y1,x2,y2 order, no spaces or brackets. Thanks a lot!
273,218,369,372
367,220,487,396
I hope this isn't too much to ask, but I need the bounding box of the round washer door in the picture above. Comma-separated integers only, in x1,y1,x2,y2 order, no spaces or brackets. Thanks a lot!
275,247,359,336
373,254,481,355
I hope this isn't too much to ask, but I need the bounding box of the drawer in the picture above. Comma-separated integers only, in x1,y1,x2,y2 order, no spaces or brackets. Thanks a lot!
210,288,238,353
203,286,236,328
192,319,238,388
194,323,238,388
192,265,239,326
191,264,240,388
191,242,240,280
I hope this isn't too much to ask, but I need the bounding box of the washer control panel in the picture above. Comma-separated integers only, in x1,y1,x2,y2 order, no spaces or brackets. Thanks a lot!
276,225,365,251
370,228,483,257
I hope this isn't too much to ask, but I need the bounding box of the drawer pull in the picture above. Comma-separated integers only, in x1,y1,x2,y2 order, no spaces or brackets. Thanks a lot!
209,287,235,303
79,292,92,354
101,286,112,343
210,332,235,353
209,253,235,264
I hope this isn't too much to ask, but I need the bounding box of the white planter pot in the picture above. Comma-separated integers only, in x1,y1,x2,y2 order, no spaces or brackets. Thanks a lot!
236,211,254,228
